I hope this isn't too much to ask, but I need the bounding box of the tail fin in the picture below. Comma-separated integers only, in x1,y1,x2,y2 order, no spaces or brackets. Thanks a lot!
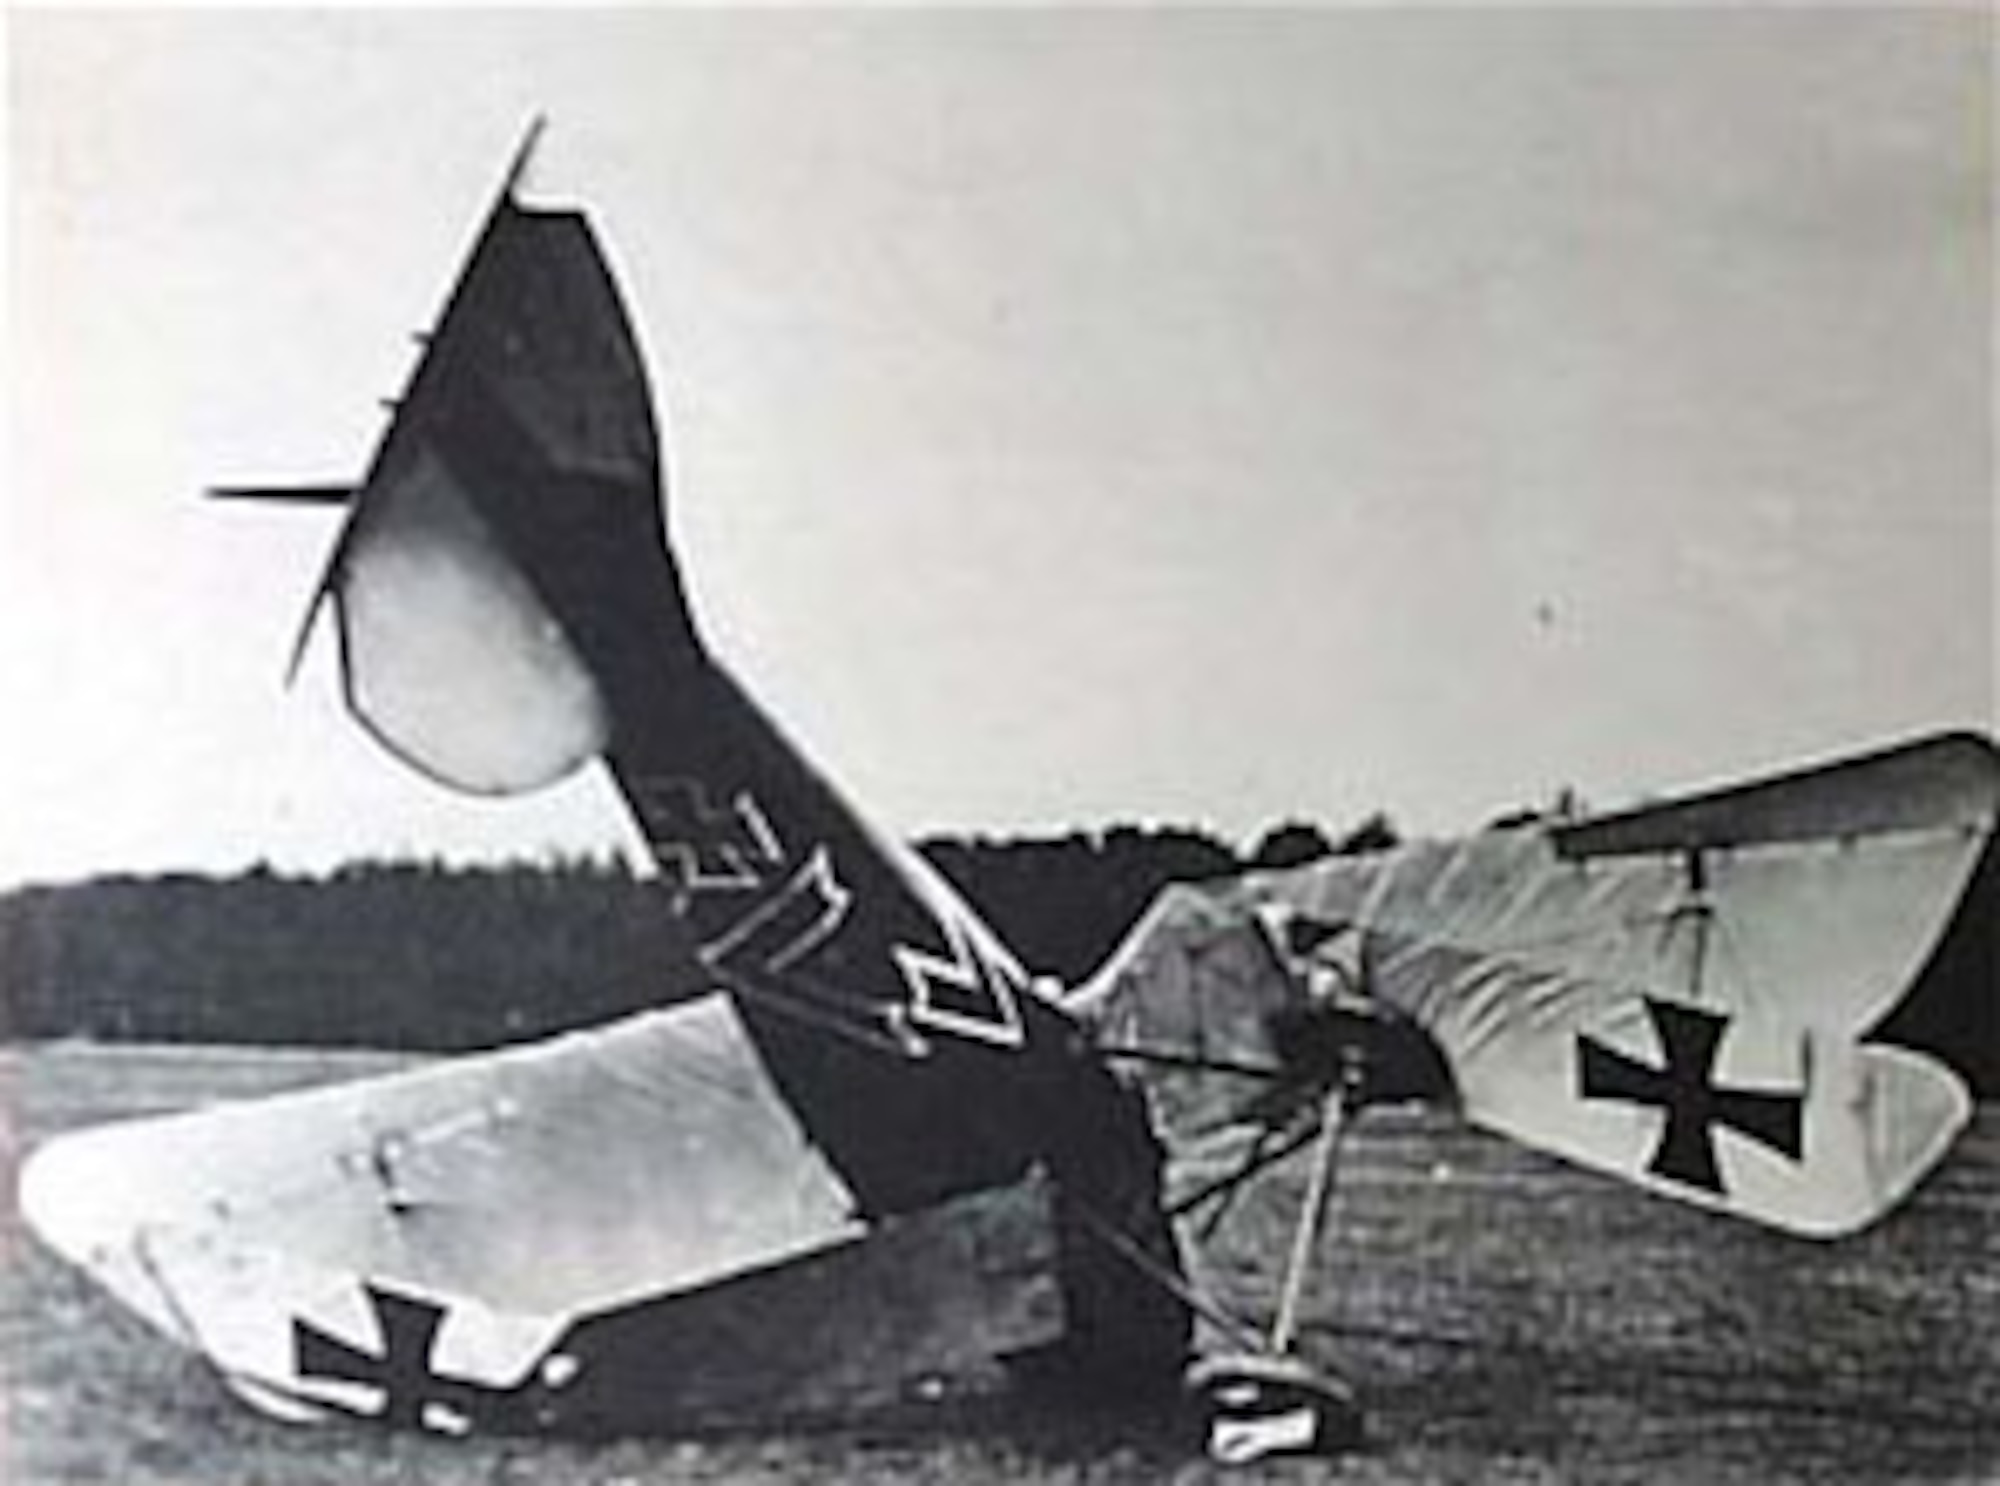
292,158,1122,1219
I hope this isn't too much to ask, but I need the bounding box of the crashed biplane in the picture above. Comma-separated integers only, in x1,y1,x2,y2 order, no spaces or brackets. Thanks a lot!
21,130,1997,1462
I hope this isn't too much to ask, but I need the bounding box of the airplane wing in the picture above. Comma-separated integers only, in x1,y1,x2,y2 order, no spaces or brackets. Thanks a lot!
40,131,1186,1431
1087,732,1997,1238
269,134,1156,1235
20,996,865,1421
291,168,653,794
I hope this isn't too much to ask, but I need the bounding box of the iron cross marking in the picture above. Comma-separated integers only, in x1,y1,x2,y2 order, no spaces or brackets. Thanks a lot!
894,911,1028,1050
293,1285,502,1431
1576,998,1804,1195
632,778,783,904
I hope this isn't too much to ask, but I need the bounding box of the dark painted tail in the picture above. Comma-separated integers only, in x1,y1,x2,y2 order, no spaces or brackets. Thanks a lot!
280,152,1176,1256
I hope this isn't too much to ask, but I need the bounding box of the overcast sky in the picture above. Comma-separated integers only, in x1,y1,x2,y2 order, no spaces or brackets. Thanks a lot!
4,7,1993,888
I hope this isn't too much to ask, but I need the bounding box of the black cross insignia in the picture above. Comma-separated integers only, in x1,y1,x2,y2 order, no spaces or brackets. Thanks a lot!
633,778,783,900
293,1285,506,1431
1576,998,1804,1195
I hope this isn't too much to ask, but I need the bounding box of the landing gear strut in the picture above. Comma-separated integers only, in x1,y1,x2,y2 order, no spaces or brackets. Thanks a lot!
1096,916,1433,1464
1187,1052,1367,1463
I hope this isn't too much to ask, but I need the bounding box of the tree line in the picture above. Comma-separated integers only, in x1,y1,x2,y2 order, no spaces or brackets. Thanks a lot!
0,817,1392,1052
5,808,1986,1100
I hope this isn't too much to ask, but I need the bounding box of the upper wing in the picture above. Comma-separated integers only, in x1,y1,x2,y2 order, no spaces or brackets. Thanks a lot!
1089,732,1997,1237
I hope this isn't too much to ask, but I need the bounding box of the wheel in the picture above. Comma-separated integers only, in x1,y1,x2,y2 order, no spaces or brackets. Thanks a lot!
1187,1351,1364,1463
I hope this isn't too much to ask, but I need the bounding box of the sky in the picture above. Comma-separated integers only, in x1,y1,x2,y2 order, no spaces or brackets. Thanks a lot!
4,7,1993,889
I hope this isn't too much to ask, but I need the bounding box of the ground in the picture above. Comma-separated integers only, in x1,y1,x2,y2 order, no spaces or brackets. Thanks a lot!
3,1042,1995,1484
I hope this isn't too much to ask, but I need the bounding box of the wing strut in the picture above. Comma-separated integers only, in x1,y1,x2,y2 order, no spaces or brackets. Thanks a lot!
1267,1076,1357,1357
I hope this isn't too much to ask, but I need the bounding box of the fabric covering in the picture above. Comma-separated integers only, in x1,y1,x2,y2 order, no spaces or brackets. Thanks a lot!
1086,734,1996,1237
320,202,659,794
21,996,861,1406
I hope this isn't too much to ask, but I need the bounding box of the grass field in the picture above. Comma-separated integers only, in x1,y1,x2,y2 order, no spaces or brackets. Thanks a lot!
4,1041,1996,1484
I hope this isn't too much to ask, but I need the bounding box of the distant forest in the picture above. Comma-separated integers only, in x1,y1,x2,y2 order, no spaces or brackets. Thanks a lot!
0,817,1394,1051
5,809,1989,1099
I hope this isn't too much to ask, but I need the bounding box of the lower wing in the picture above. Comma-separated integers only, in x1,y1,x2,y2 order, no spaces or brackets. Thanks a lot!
20,995,864,1420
